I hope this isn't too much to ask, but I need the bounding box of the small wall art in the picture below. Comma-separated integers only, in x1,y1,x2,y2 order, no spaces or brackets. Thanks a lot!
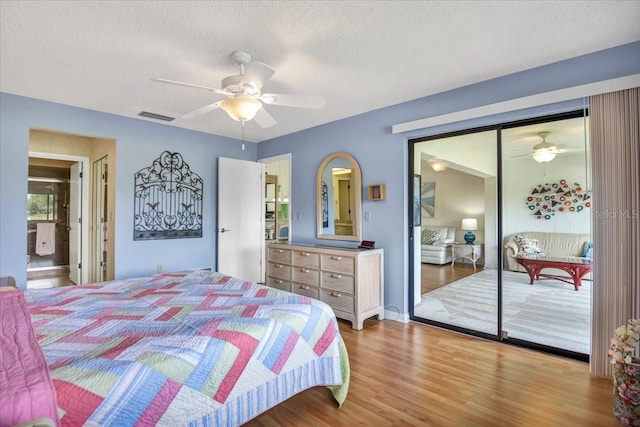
413,175,421,226
133,151,203,240
525,179,590,220
421,181,436,218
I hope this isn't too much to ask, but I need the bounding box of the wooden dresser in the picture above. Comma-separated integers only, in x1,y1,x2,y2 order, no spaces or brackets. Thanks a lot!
267,242,384,330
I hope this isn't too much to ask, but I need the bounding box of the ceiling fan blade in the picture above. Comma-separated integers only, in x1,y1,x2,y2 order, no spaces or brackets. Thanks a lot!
152,78,226,95
239,62,275,91
260,93,326,109
182,101,223,120
253,107,276,128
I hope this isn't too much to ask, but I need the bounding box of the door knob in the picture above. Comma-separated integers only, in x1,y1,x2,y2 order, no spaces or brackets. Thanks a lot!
219,228,231,233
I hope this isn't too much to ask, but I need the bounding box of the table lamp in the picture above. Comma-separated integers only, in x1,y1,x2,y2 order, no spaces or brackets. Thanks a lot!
461,218,478,244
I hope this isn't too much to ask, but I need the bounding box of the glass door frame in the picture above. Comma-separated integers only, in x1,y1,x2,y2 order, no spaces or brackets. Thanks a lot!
408,124,503,344
408,109,589,362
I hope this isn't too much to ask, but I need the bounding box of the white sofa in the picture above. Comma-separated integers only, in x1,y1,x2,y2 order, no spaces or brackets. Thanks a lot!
504,231,592,278
421,225,456,264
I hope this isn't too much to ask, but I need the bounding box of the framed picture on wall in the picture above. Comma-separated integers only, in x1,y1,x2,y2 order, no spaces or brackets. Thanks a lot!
413,174,421,226
421,181,436,218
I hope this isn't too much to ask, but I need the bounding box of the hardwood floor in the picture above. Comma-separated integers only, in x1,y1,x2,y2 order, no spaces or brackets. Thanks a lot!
421,262,477,293
247,319,617,427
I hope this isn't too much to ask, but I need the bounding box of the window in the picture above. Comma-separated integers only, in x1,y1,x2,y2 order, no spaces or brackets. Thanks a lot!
27,193,56,221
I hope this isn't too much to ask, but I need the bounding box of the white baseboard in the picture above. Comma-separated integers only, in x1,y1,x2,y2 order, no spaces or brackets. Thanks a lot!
384,308,410,323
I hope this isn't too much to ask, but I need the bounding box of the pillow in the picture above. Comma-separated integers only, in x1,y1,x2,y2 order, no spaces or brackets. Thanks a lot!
514,235,543,255
441,228,455,244
582,241,593,258
422,228,442,245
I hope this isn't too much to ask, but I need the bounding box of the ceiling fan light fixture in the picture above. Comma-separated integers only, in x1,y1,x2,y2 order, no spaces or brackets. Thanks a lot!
431,161,448,172
219,96,262,122
532,149,556,163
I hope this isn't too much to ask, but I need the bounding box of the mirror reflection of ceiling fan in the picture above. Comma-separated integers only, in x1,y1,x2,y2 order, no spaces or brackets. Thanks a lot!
152,50,326,128
530,132,565,162
427,158,448,171
511,131,577,163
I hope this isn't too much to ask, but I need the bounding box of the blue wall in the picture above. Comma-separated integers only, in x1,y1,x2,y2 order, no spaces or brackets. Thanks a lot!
1,41,638,307
0,94,254,288
257,41,640,315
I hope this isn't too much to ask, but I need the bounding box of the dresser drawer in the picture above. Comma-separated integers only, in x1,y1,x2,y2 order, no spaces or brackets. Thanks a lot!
321,254,354,275
293,251,320,269
267,277,291,292
321,289,354,314
292,267,320,287
321,271,354,294
292,282,320,299
270,243,383,330
268,262,291,281
268,247,292,264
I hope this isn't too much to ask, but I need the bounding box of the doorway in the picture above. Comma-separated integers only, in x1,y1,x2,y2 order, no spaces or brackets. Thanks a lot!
259,154,292,282
27,160,73,288
27,153,89,288
27,128,116,288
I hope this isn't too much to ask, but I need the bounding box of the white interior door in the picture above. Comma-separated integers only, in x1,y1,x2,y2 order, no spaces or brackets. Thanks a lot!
217,157,264,283
69,162,83,284
91,157,108,283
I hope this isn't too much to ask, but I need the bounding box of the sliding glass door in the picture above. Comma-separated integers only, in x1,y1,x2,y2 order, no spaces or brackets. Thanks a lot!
409,109,591,359
411,128,499,338
500,113,590,357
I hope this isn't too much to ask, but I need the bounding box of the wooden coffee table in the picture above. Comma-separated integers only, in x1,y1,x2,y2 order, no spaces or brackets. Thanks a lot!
514,255,592,291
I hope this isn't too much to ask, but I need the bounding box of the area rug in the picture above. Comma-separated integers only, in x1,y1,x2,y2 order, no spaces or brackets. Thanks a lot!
414,269,591,354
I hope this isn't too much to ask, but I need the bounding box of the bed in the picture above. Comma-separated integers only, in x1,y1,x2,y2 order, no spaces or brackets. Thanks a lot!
0,270,349,426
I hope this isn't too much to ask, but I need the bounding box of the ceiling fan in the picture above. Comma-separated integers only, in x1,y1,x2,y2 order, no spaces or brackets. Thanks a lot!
152,50,326,128
530,132,567,163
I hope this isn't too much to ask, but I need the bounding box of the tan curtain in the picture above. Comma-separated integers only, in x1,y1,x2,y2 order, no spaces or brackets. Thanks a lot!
590,87,640,376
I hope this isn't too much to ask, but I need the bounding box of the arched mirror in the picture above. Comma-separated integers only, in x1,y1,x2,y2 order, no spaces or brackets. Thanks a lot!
316,152,362,241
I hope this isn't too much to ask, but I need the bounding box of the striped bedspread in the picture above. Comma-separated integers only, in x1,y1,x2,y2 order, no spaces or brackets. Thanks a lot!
24,270,348,426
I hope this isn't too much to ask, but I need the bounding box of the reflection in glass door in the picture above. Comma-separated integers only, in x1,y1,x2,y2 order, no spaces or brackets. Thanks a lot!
411,129,499,337
501,114,590,356
410,110,591,358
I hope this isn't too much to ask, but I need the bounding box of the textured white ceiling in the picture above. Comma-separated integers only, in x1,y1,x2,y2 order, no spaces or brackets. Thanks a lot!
1,1,639,143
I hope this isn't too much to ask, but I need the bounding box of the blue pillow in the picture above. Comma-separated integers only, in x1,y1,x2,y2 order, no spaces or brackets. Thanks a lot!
582,241,593,258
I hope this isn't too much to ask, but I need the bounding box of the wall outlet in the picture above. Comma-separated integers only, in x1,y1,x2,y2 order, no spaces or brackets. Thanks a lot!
364,211,371,221
157,264,163,273
295,211,301,221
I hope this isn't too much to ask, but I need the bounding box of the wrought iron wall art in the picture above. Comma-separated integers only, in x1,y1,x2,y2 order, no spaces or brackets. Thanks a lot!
134,151,203,240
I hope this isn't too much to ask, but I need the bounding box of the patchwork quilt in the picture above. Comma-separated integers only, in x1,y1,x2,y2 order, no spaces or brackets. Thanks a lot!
23,270,348,426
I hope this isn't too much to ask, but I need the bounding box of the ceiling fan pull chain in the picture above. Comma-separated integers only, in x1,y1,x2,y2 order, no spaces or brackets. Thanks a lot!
241,120,245,151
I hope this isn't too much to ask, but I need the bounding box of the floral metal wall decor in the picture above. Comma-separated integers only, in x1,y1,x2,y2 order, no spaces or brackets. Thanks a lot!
134,151,203,240
525,179,591,220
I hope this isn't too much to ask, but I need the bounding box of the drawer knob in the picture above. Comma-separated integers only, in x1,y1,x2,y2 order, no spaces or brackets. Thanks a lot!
275,279,283,284
301,268,310,273
276,264,283,268
276,249,284,253
331,256,342,260
300,285,310,290
331,292,342,297
332,274,342,279
301,252,310,256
